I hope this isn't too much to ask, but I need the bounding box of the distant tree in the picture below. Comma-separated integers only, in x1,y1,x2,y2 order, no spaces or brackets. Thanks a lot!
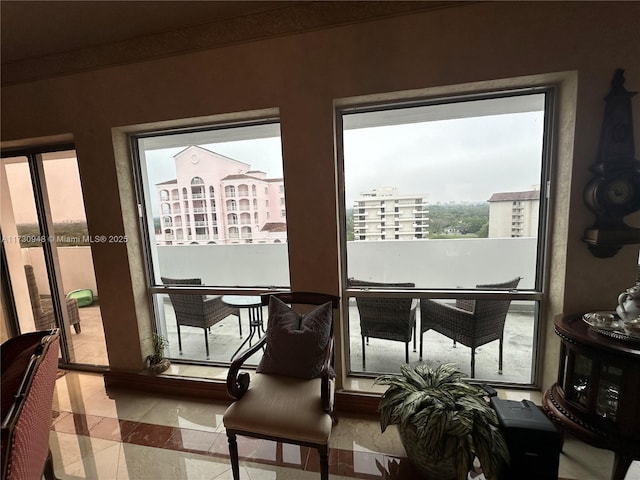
428,203,489,238
477,223,489,238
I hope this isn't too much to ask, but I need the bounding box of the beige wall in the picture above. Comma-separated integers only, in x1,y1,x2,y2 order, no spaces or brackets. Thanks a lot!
2,2,640,389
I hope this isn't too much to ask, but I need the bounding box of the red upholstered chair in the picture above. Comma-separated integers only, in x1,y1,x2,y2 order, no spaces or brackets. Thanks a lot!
1,329,60,480
224,292,339,480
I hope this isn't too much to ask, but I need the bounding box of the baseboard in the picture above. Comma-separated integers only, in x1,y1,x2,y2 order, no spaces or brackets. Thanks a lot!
103,369,232,403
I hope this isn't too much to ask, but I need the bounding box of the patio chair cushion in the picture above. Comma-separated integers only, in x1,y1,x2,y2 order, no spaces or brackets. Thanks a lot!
65,289,94,307
257,296,332,379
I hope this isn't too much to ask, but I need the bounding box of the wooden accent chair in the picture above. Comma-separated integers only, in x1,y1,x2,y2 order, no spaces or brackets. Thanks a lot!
24,265,81,333
348,279,417,370
1,329,60,480
224,292,339,480
161,277,240,359
419,277,521,378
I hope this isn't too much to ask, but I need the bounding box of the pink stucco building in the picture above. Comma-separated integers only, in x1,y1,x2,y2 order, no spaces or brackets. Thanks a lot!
156,146,286,245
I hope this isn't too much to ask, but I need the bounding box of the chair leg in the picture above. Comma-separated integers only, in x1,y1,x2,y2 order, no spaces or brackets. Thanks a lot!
470,347,476,378
412,324,416,352
361,335,366,370
498,336,504,374
73,322,81,334
43,449,60,480
419,330,423,361
238,315,243,338
177,324,183,354
319,444,329,480
405,342,409,364
204,329,210,359
227,432,240,480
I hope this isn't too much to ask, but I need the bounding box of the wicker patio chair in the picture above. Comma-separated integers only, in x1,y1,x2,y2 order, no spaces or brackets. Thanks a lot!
419,277,521,378
224,292,339,480
24,265,81,333
348,279,417,370
161,277,240,359
1,329,60,480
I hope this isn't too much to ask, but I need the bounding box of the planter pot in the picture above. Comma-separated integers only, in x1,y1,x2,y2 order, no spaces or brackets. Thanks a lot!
399,424,458,480
147,357,171,374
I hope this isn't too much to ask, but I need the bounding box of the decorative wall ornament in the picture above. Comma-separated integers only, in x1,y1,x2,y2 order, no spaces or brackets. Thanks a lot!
583,69,640,258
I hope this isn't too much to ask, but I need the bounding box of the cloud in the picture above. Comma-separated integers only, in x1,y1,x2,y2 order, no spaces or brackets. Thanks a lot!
343,111,544,205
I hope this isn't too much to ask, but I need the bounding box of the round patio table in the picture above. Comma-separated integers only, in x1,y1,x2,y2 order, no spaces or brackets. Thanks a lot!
222,295,265,361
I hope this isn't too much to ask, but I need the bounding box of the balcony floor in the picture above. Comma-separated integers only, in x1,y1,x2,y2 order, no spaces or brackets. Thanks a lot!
156,301,534,385
67,300,534,385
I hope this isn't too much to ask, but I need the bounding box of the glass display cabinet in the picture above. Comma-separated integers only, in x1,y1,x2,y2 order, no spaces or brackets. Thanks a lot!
543,314,640,480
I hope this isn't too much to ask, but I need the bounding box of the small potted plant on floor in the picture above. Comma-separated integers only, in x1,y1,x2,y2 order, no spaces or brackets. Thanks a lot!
375,363,509,480
146,332,171,374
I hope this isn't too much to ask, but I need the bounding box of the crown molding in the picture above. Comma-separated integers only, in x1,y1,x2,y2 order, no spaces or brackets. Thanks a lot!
2,1,471,86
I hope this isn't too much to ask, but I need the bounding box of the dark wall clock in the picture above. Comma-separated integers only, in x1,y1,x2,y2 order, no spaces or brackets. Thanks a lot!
583,69,640,258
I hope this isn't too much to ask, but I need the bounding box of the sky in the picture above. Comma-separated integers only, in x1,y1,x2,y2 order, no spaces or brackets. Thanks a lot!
343,110,544,205
4,157,88,224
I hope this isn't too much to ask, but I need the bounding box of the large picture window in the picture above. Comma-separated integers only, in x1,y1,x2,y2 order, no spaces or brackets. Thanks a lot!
133,120,288,365
339,89,552,385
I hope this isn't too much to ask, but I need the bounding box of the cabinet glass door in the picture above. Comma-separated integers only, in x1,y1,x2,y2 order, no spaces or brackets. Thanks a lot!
568,353,592,408
596,364,622,421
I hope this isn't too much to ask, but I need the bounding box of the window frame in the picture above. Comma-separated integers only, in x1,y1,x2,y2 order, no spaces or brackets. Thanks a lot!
129,117,291,366
336,86,555,387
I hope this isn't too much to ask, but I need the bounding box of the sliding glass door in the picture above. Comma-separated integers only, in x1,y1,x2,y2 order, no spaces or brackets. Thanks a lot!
1,146,107,367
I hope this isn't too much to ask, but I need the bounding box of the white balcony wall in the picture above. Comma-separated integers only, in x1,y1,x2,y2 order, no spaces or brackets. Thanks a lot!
155,238,536,289
23,238,536,296
346,238,537,289
22,246,99,295
156,243,290,286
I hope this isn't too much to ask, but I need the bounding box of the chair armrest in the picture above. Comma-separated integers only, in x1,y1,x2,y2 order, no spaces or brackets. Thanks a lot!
226,335,267,400
204,296,240,319
320,338,334,413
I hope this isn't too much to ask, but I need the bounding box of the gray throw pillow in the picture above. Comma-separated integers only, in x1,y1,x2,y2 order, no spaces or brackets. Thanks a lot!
256,296,332,379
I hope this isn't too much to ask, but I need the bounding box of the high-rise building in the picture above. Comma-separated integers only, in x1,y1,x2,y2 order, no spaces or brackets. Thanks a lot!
488,189,540,238
156,146,286,245
352,187,429,241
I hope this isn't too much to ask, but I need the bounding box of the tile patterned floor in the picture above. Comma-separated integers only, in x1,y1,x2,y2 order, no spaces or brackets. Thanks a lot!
49,371,640,480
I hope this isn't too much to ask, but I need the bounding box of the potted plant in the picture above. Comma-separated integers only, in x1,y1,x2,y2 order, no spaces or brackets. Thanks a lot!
146,332,171,374
375,363,509,480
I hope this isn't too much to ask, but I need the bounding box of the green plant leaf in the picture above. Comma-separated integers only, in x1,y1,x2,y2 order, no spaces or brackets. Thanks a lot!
375,363,506,478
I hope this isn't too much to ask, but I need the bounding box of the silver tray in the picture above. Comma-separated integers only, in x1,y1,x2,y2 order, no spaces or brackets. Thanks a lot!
583,311,640,345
